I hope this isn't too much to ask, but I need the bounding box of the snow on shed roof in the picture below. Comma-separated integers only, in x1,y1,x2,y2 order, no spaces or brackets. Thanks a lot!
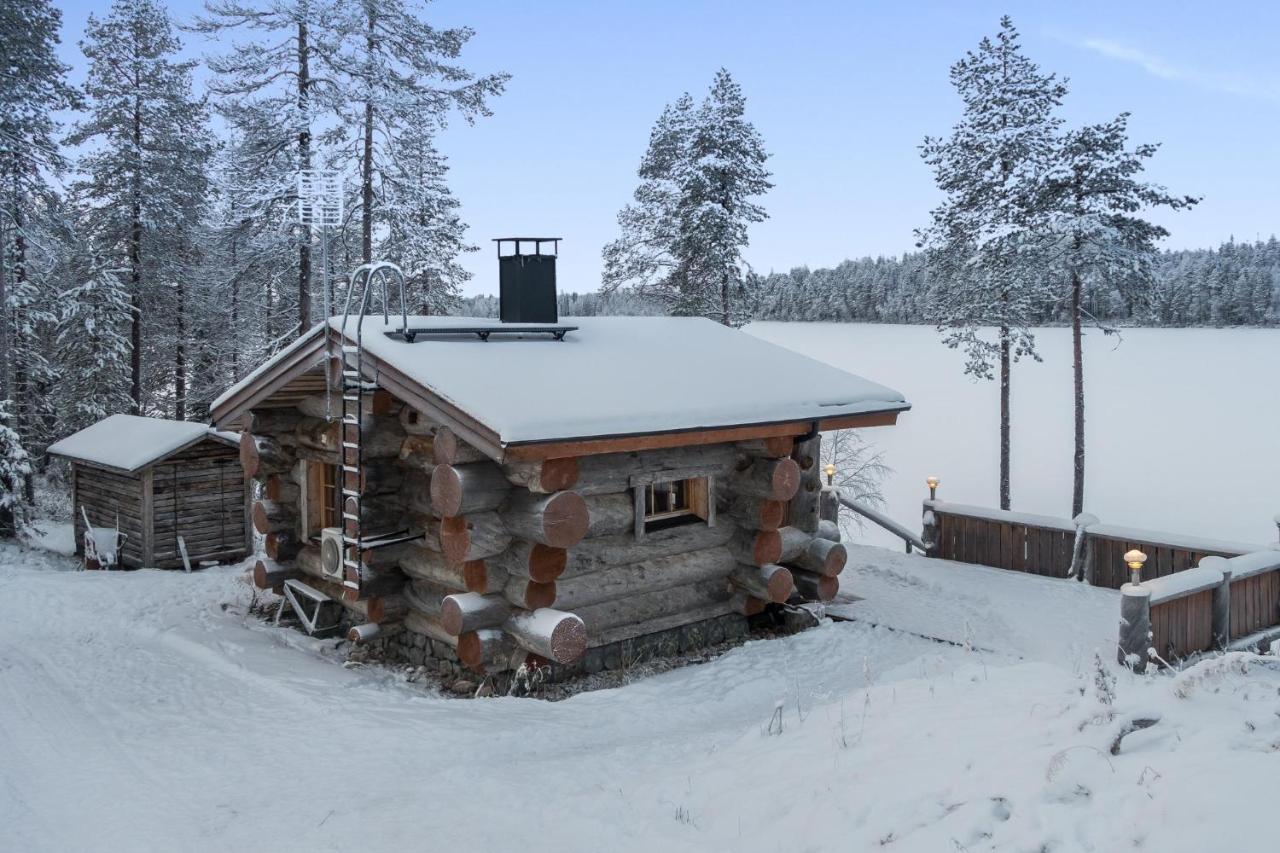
297,315,908,444
47,415,236,473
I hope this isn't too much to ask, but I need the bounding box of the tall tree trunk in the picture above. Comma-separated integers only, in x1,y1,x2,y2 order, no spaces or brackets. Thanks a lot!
174,277,186,420
719,269,731,327
361,5,376,265
129,95,143,414
999,322,1011,511
229,222,239,380
10,173,33,503
1071,265,1085,517
296,18,312,337
0,198,8,404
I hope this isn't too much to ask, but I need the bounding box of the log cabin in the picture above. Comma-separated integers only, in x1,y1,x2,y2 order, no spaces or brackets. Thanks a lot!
48,414,249,569
211,239,909,679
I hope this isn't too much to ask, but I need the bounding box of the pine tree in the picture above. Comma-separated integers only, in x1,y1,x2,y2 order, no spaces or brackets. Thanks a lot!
69,0,213,415
0,0,78,512
194,0,343,338
327,0,506,280
55,258,133,432
1043,114,1198,516
0,400,31,536
917,16,1066,510
604,69,771,326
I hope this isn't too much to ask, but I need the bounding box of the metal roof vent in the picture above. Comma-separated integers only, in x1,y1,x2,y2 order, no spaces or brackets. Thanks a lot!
496,237,559,324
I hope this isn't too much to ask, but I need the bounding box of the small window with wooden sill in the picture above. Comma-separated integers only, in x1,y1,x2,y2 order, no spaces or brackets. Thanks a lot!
304,460,341,538
633,474,714,539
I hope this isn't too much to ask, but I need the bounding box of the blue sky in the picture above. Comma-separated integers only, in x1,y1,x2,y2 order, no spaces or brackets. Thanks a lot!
52,0,1280,296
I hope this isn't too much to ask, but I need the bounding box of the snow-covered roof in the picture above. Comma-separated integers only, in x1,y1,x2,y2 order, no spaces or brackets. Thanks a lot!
47,415,237,473
212,315,909,446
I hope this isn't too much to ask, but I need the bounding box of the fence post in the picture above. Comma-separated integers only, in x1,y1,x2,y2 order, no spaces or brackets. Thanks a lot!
1069,513,1098,583
1118,550,1150,672
922,477,940,558
1119,585,1152,672
1201,555,1232,649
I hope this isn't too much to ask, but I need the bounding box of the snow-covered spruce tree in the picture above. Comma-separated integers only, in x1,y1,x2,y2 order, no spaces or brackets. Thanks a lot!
917,17,1065,510
68,0,213,415
1042,114,1198,516
0,400,32,537
0,0,79,505
54,257,133,433
604,69,772,326
194,0,345,338
325,0,506,286
378,132,471,314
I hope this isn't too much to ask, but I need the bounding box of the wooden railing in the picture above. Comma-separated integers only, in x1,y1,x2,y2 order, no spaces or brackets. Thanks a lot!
1119,551,1280,668
923,500,1264,590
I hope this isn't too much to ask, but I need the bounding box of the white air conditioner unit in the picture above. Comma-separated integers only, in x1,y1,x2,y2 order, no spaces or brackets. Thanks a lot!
320,527,346,581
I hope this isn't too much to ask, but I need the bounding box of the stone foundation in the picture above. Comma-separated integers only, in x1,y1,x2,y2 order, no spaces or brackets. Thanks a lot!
370,612,751,684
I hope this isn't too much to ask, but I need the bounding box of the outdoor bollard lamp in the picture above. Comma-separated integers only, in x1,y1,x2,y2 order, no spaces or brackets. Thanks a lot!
1124,549,1148,586
926,476,940,500
824,463,836,486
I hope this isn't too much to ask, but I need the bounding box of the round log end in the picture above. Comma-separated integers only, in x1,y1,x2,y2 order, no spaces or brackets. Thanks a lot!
766,566,795,603
430,464,464,517
816,575,839,601
753,529,782,566
440,596,466,636
540,491,589,548
433,427,459,465
251,501,269,535
348,623,381,644
462,560,489,593
823,543,848,577
759,500,786,531
528,544,567,584
540,457,579,492
239,431,259,479
251,559,270,590
367,596,389,622
547,614,587,665
772,458,802,501
439,516,470,565
457,631,483,669
523,581,557,611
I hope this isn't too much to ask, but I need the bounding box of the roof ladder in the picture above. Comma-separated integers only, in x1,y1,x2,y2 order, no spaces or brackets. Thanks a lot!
333,261,410,595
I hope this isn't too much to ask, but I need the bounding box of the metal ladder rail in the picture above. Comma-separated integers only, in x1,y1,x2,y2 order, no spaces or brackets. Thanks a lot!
335,262,408,593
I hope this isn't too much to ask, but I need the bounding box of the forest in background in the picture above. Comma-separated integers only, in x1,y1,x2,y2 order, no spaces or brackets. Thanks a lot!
458,237,1280,327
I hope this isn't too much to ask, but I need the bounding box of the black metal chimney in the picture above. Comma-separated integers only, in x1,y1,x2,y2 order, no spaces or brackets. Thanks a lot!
495,237,560,324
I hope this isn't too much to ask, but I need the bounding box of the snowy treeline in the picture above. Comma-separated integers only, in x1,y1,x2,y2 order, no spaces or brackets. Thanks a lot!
748,238,1280,327
0,0,505,528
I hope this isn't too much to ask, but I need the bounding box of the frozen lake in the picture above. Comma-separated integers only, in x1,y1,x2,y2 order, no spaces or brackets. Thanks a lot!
747,322,1280,551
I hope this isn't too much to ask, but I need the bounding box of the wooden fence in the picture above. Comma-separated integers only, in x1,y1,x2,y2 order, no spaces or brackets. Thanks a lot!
1119,551,1280,668
923,500,1262,590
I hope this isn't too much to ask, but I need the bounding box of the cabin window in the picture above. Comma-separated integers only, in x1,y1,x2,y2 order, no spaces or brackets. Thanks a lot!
305,461,341,537
634,475,714,538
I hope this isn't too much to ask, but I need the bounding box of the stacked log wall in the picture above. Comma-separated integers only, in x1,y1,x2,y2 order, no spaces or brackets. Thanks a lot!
247,388,847,675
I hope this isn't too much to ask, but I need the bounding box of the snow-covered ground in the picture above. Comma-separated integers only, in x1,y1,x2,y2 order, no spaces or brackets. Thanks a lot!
748,323,1280,549
3,538,1276,852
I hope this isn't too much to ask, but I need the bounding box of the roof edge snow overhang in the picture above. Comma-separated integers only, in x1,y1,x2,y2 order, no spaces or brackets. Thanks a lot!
497,406,909,462
48,430,240,475
209,323,911,463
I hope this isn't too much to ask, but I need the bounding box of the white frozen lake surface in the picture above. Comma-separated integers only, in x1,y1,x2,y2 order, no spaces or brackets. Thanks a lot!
748,322,1280,549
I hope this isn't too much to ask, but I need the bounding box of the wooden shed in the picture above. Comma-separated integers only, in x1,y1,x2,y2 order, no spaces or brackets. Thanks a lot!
209,246,910,678
48,415,250,569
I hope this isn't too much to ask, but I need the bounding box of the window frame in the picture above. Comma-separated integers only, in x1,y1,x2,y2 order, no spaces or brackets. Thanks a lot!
630,468,717,541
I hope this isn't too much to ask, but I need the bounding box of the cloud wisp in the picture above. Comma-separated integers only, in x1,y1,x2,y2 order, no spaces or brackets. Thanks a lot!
1078,37,1280,103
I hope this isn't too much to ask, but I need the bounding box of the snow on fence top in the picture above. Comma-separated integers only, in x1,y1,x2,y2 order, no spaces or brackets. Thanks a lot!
923,500,1077,533
47,414,236,473
1141,566,1226,605
926,500,1270,555
214,316,910,444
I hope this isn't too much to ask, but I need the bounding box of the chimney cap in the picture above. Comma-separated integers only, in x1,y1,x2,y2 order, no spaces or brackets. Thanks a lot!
494,237,561,257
